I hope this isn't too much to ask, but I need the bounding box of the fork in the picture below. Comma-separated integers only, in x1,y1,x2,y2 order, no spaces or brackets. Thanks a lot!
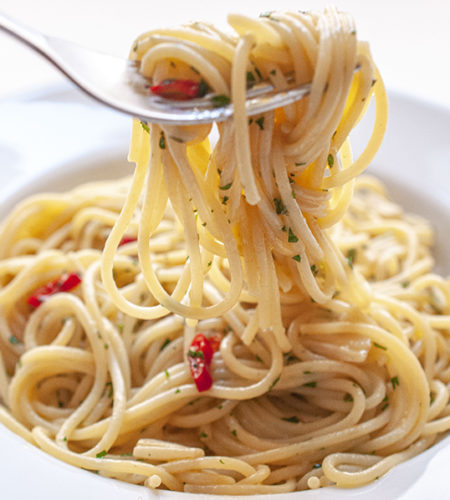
0,12,314,125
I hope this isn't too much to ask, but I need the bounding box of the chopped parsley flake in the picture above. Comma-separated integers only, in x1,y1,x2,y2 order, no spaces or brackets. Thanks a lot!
160,338,171,351
105,382,113,398
311,264,319,276
96,450,107,458
200,432,208,438
274,198,288,215
159,132,166,149
247,71,256,86
197,79,210,97
255,117,265,130
373,342,387,351
188,350,204,359
269,375,280,391
304,381,317,388
140,121,150,133
328,154,335,167
220,183,232,190
391,376,399,389
211,95,230,107
288,228,298,243
292,254,301,262
282,416,300,423
232,429,237,436
9,335,19,345
164,369,170,379
347,248,356,268
344,393,354,402
222,196,229,205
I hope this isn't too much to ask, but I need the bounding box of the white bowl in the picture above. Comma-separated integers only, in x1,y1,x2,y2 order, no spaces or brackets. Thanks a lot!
0,84,449,499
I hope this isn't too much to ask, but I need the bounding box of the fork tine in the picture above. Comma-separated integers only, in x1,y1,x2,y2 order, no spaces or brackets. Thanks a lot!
146,81,312,124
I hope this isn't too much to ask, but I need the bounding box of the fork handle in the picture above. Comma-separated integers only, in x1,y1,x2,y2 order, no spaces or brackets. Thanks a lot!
0,12,54,62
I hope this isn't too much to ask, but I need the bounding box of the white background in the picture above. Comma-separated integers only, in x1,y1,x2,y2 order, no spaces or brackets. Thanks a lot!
0,0,450,108
0,2,450,499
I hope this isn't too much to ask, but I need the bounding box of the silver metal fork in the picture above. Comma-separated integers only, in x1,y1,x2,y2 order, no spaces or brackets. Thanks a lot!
0,12,314,125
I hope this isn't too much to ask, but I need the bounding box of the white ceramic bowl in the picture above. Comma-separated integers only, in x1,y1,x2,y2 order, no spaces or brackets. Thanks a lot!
0,85,449,499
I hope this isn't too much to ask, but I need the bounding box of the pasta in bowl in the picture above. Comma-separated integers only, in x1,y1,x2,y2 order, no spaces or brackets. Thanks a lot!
0,7,449,496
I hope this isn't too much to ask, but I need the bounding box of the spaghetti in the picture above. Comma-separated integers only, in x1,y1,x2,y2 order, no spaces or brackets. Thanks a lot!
0,7,449,495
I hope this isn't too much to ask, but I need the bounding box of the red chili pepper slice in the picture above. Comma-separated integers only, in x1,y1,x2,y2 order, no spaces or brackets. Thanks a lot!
188,356,213,392
189,333,214,364
119,236,137,246
150,79,200,100
27,273,82,308
187,333,223,392
208,333,223,354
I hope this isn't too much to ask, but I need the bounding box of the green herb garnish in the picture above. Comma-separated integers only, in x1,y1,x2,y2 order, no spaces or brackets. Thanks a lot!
269,375,280,391
282,416,300,423
105,381,113,398
274,198,288,215
255,116,265,130
347,248,356,268
197,79,210,97
160,338,171,351
159,132,166,149
187,350,204,359
288,228,298,243
211,95,231,107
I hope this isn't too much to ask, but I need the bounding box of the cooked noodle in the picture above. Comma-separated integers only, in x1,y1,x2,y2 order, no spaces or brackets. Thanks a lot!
0,7,449,495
